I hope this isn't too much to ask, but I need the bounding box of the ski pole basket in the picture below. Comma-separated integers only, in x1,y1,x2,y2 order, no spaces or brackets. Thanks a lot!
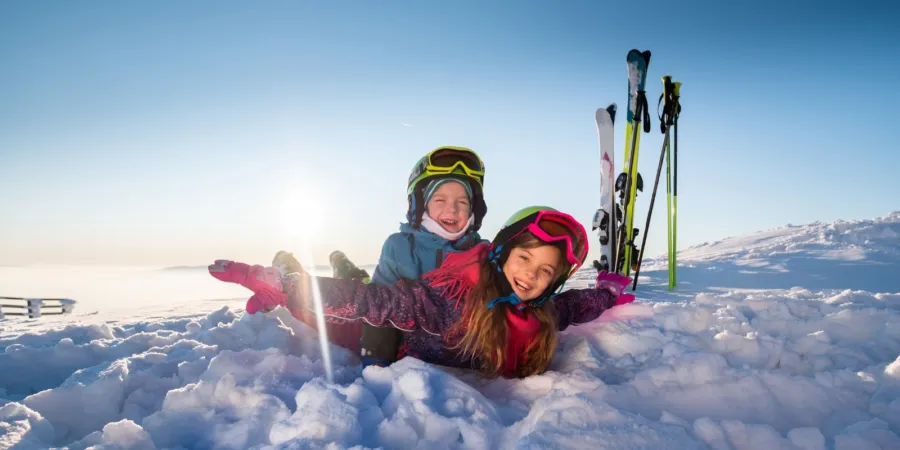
0,297,77,319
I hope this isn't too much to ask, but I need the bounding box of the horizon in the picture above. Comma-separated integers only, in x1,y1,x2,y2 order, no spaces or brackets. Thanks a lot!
4,208,898,269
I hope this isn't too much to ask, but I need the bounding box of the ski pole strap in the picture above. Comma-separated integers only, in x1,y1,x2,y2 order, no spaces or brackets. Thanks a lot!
673,81,682,119
657,94,666,133
659,76,678,133
638,91,651,133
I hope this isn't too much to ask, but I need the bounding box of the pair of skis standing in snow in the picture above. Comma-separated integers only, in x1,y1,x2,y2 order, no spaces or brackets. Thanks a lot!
593,49,682,291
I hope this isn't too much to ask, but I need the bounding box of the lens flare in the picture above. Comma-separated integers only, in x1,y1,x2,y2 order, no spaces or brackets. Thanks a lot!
280,188,333,383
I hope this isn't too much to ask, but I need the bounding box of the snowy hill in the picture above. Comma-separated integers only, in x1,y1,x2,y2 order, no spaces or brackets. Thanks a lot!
1,212,899,449
636,210,900,292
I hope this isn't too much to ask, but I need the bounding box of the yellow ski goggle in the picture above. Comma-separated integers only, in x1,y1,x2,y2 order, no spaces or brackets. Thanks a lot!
407,146,485,195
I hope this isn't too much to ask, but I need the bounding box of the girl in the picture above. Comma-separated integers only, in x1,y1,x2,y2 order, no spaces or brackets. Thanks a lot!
360,146,489,367
216,206,635,378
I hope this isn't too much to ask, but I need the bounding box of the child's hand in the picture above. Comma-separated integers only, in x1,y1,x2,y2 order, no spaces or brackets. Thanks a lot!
594,271,637,307
246,290,288,314
615,293,636,306
208,260,283,294
595,270,632,297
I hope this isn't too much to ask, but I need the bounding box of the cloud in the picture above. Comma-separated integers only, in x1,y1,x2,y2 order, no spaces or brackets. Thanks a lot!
401,122,413,128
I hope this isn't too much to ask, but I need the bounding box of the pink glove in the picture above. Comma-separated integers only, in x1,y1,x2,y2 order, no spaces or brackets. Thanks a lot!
208,260,284,294
595,271,636,306
595,271,632,297
245,290,288,314
615,293,636,306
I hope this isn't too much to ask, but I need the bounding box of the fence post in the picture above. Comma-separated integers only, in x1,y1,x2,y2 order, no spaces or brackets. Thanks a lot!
26,298,42,319
60,299,76,314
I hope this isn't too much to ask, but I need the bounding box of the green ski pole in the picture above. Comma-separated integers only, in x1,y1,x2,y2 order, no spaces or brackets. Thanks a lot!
666,110,674,290
671,81,681,288
632,75,677,290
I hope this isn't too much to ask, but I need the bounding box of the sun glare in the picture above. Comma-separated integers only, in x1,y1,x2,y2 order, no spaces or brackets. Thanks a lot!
278,185,334,383
279,187,327,239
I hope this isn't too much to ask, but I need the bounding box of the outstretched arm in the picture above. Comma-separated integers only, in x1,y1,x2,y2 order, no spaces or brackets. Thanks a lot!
553,271,635,331
286,274,450,335
553,289,619,331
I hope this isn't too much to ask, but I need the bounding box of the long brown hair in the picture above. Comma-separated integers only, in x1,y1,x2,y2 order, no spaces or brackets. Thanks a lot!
450,230,573,378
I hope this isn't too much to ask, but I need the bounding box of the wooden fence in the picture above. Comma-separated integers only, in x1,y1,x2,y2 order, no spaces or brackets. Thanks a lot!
0,297,77,319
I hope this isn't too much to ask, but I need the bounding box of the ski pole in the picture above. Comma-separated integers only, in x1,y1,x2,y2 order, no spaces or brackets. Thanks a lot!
671,81,681,288
632,76,678,290
632,129,670,290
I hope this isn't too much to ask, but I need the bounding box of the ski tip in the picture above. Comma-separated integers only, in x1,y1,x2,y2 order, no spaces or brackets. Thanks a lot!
627,49,651,66
607,104,617,122
595,105,615,124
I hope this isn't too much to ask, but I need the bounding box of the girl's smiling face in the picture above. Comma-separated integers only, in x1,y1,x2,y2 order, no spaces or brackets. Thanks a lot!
502,245,561,301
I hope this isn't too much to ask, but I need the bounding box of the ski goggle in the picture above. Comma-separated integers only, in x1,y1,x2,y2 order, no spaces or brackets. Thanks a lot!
502,209,589,275
407,146,485,193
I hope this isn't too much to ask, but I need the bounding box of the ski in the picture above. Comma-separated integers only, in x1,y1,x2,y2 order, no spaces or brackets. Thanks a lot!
592,103,618,273
615,49,652,276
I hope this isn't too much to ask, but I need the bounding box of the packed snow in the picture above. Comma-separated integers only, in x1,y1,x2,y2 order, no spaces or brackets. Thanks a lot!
1,212,899,449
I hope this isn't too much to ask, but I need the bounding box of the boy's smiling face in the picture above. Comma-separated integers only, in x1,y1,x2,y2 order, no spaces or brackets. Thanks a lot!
425,181,471,233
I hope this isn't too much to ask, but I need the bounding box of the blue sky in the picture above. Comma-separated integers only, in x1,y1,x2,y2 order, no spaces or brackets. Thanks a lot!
1,1,897,268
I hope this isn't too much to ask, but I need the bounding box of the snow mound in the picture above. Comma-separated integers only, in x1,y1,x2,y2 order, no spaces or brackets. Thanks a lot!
638,211,900,292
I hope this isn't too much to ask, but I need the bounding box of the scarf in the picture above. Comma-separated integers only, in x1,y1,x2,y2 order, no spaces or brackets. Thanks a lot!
420,213,475,241
421,242,488,309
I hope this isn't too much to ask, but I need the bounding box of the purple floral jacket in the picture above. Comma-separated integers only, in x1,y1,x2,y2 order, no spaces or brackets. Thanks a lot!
287,275,617,372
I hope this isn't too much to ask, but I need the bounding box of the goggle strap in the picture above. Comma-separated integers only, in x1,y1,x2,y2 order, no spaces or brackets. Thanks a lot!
487,293,522,309
488,244,504,265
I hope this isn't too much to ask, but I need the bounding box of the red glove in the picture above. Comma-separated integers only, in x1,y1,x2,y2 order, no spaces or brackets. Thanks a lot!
208,260,283,294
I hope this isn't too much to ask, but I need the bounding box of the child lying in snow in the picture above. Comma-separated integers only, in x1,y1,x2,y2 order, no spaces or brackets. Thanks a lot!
210,206,635,379
361,145,491,368
208,250,368,350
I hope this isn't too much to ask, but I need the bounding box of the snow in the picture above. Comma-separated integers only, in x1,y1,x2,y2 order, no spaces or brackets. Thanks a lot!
643,210,900,292
1,211,899,449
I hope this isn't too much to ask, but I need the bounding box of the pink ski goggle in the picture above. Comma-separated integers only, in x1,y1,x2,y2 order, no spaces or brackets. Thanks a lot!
505,210,589,274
